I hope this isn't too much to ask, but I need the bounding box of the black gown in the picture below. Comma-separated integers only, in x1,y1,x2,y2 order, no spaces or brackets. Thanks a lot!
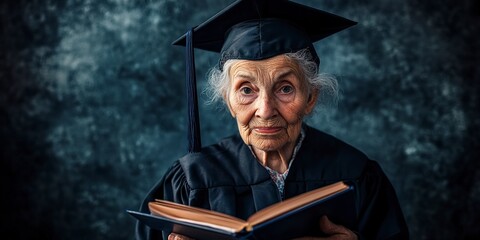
135,124,409,240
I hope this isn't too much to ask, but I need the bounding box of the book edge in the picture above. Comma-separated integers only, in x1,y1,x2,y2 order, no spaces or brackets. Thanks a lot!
247,181,350,225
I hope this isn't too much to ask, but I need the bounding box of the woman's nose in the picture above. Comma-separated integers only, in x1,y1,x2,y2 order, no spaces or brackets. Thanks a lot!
255,92,277,119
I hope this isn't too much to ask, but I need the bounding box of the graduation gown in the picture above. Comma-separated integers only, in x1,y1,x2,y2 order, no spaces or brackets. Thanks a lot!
135,125,409,240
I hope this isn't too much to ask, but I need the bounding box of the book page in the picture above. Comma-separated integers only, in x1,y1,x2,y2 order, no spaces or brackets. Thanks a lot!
247,181,349,226
149,200,248,233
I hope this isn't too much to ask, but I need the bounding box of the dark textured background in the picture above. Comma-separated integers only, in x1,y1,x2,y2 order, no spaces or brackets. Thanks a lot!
1,0,479,239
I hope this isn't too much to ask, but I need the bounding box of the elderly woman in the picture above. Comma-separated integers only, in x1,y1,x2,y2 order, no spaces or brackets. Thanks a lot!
135,1,409,240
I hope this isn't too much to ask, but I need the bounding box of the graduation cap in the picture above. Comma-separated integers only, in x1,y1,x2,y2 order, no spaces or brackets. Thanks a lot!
172,0,357,153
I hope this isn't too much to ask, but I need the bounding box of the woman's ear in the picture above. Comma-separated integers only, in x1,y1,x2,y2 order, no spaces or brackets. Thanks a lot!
305,88,319,115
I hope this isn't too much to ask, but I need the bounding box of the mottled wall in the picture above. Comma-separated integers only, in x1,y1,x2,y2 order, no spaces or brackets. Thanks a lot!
1,0,479,239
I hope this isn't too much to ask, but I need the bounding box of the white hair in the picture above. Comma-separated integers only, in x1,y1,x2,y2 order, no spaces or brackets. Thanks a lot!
204,48,338,109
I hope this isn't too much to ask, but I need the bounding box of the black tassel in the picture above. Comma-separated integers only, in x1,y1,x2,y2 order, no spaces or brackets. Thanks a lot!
185,28,202,153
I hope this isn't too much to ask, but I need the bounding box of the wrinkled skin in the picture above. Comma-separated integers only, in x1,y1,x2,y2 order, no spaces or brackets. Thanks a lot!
226,55,317,173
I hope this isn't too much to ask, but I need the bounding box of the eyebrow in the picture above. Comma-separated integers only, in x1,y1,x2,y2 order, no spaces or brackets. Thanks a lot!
275,69,295,81
233,69,295,82
233,73,255,80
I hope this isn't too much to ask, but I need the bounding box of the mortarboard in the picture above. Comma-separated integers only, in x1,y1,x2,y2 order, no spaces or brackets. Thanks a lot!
172,0,357,153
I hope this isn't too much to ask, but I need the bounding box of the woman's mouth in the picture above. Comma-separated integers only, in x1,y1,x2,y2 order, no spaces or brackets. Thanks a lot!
253,127,283,134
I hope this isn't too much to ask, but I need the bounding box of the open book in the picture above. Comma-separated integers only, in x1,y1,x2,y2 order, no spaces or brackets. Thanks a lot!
128,181,356,240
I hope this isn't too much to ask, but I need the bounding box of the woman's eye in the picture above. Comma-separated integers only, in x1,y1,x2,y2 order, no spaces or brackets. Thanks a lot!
240,87,253,95
279,85,294,94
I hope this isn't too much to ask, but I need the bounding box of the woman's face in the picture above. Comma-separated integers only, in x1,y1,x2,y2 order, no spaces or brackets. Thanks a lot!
226,55,318,152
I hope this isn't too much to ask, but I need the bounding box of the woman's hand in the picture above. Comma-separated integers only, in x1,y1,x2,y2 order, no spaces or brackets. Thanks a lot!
293,215,358,240
168,233,195,240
